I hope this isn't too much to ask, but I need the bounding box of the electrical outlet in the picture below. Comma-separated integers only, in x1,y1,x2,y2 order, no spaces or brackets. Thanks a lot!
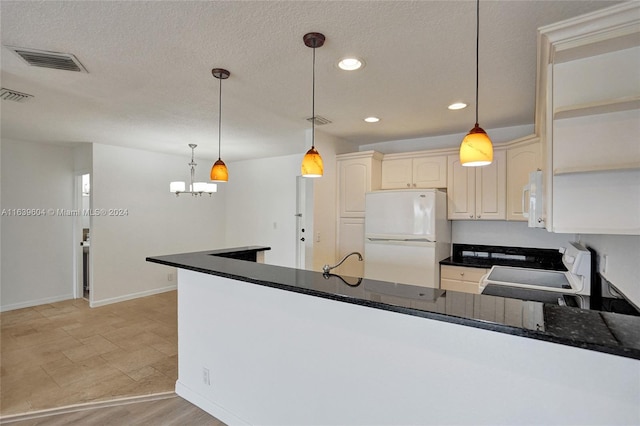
202,367,210,385
167,273,174,281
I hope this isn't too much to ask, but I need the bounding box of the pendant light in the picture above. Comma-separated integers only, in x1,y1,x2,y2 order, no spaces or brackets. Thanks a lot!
210,68,230,182
459,0,493,167
301,32,325,178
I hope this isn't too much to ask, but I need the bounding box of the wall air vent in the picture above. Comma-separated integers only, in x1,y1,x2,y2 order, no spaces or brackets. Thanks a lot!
0,88,33,103
306,115,332,125
5,46,88,73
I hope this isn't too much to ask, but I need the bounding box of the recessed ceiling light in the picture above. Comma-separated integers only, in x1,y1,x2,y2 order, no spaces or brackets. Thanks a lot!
338,57,364,71
364,117,380,123
448,102,467,110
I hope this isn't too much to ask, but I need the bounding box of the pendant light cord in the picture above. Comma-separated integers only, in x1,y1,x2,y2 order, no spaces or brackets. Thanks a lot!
475,0,480,127
218,75,222,161
311,44,316,149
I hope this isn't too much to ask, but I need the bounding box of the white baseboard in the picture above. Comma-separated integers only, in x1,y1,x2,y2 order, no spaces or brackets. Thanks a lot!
0,293,74,312
90,284,176,308
175,381,249,426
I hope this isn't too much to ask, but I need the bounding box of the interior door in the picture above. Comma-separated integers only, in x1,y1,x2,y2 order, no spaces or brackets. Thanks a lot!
295,176,313,270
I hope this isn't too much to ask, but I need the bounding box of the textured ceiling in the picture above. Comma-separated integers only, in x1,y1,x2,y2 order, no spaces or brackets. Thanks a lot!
0,1,620,162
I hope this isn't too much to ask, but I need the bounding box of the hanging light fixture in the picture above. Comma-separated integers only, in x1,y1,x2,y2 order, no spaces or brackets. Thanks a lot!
301,32,325,178
210,68,230,182
459,0,493,167
170,144,217,196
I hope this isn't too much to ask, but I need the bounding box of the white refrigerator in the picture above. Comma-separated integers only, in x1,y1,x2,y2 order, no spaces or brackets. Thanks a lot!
364,189,451,288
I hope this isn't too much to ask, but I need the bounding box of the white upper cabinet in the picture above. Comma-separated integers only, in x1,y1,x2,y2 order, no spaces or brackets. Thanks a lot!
552,48,640,176
537,1,640,234
447,150,506,220
506,138,541,221
381,155,447,189
337,151,383,218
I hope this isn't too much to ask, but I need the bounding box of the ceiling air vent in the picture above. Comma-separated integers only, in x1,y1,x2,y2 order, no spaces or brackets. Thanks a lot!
0,88,33,103
306,115,332,125
5,46,88,73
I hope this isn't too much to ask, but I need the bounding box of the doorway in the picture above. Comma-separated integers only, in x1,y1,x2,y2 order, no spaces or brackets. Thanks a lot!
75,173,91,300
295,176,313,270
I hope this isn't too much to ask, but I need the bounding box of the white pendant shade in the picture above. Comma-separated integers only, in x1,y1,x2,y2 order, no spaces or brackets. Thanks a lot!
170,181,186,193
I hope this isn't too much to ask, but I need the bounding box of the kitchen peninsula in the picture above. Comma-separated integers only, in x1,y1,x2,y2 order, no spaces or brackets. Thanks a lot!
147,248,640,426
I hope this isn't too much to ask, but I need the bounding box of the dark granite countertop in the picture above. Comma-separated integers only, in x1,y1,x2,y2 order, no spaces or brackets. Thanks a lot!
440,244,566,270
147,247,640,360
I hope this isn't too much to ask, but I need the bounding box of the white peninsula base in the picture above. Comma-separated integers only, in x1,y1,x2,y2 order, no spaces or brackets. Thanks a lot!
176,269,639,425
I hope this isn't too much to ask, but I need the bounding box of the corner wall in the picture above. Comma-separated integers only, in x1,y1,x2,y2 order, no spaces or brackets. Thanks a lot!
222,153,301,268
223,129,351,270
1,139,75,311
578,234,640,308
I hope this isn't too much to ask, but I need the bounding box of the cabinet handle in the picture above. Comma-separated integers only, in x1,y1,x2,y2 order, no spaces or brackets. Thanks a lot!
413,183,416,188
406,183,411,188
477,215,481,219
469,215,474,219
460,272,465,277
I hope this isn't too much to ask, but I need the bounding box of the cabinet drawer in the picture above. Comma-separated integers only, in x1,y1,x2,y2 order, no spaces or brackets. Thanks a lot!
440,265,487,282
441,279,481,294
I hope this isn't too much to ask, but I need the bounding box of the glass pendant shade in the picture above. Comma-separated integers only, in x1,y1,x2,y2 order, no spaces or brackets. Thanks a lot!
210,159,229,182
301,147,324,178
460,124,493,167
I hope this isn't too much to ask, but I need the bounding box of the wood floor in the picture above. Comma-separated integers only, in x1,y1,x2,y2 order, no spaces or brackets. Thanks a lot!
0,291,223,424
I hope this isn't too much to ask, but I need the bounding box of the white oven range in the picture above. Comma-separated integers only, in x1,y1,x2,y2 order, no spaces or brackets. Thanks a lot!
480,242,591,306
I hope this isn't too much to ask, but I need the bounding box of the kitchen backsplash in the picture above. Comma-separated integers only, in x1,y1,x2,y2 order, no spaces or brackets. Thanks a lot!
451,220,575,249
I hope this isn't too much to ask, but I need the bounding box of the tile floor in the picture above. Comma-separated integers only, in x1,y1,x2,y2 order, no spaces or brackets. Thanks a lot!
0,291,178,416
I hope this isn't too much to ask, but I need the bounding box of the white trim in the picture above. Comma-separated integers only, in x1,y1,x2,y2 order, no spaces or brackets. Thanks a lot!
90,285,176,308
176,381,250,426
0,392,175,423
0,293,74,312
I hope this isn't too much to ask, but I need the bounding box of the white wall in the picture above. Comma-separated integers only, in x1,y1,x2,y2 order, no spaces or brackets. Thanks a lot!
578,234,640,308
1,139,75,311
223,153,300,268
177,269,640,426
89,143,226,306
223,129,350,270
358,124,533,154
452,221,575,249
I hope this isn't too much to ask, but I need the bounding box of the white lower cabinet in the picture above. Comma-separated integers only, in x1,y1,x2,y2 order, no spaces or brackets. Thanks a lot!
336,218,365,277
440,265,488,294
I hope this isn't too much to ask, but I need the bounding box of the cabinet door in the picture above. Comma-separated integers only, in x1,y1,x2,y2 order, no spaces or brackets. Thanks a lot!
381,158,412,189
475,150,506,220
507,142,540,221
339,159,370,217
447,155,475,219
413,156,447,188
336,218,365,277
